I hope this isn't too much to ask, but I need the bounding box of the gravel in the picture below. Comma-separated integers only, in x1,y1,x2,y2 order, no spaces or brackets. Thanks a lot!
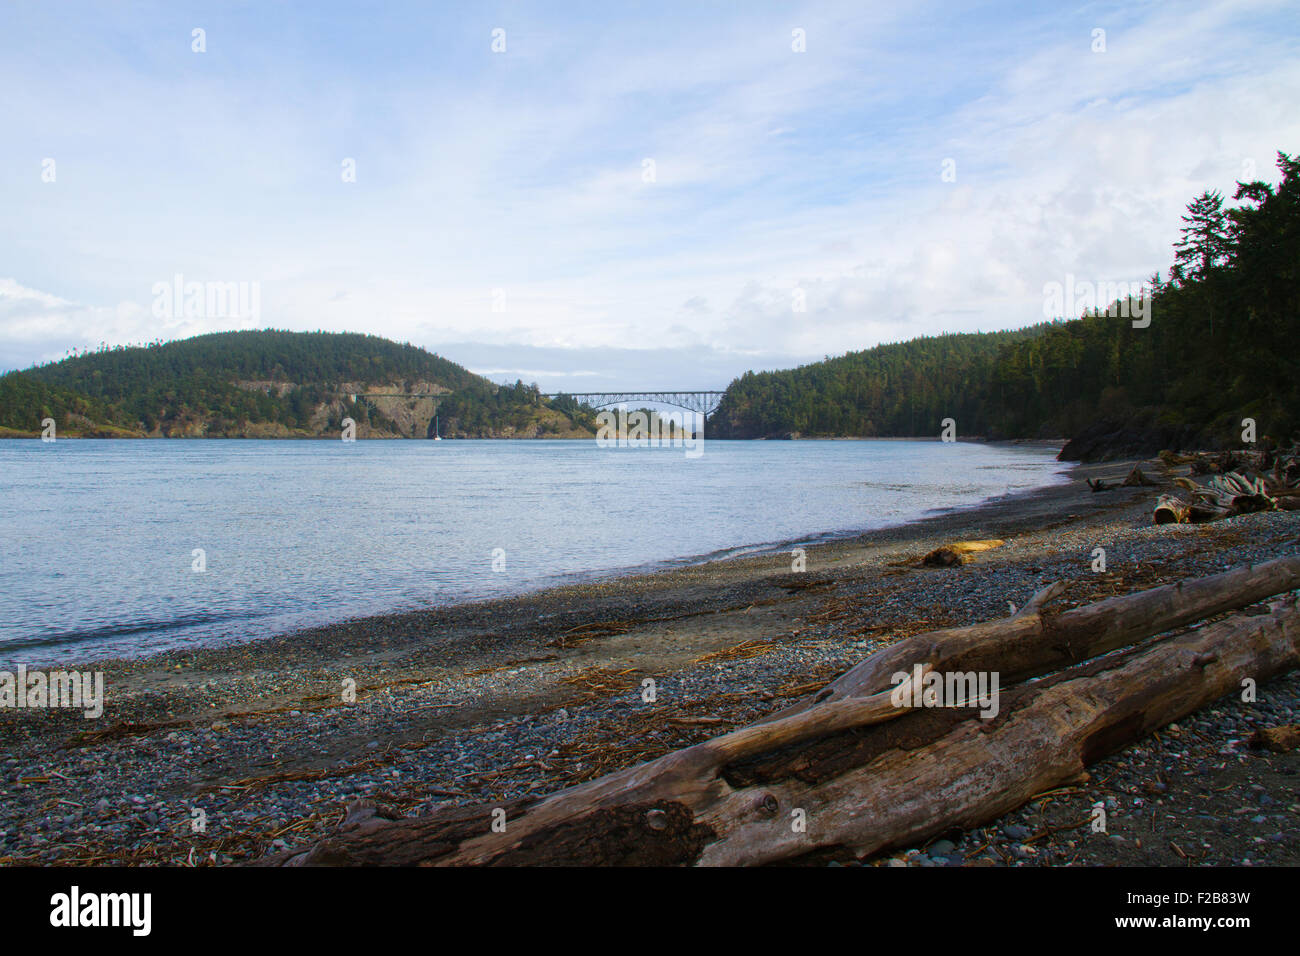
1,457,1297,866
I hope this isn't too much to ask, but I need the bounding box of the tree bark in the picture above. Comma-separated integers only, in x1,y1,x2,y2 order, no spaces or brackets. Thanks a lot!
1154,493,1190,523
771,554,1300,717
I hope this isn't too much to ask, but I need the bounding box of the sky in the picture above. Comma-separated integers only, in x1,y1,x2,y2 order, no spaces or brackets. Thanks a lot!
2,0,1298,391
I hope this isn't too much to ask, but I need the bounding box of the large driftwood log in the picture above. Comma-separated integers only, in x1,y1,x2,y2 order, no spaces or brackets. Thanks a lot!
772,554,1300,717
272,562,1300,867
698,595,1299,865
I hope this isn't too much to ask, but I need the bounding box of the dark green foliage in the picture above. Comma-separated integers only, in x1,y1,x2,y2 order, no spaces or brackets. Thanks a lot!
0,371,116,432
712,152,1300,451
6,330,587,437
5,152,1294,449
545,393,600,432
437,379,567,436
710,328,1045,438
1174,190,1232,281
998,151,1300,448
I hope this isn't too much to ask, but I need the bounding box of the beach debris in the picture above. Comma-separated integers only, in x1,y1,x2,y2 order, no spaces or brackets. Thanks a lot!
1248,724,1300,754
921,539,1005,567
1121,466,1157,487
1088,465,1158,493
1153,493,1191,524
1152,446,1300,524
267,556,1300,867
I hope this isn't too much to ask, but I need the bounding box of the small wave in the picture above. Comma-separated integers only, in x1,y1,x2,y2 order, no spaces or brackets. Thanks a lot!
0,609,269,654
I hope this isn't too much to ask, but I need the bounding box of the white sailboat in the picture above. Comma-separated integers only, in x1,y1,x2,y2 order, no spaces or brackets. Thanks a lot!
433,414,442,440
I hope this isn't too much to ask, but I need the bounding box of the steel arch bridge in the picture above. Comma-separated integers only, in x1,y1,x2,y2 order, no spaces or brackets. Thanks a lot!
543,391,726,416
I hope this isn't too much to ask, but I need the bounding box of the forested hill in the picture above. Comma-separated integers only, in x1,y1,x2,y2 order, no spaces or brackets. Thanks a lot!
712,151,1300,458
26,330,487,400
4,152,1294,450
0,330,597,439
709,327,1046,439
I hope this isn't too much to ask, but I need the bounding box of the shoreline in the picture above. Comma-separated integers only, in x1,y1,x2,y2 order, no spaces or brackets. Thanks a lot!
10,439,1073,671
0,433,1068,441
3,452,1298,866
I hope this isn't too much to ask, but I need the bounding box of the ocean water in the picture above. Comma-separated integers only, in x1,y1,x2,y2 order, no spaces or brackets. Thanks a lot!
0,438,1067,665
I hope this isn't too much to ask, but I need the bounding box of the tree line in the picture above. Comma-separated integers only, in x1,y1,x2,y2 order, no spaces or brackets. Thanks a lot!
1,330,591,437
711,151,1300,453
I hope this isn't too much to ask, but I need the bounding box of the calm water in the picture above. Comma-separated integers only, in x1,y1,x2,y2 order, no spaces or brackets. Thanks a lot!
0,439,1066,665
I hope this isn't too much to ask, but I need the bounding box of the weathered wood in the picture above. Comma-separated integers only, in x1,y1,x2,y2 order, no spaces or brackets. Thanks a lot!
1154,493,1190,523
773,554,1300,715
1122,466,1157,487
1249,724,1300,753
921,539,1004,567
695,595,1299,865
269,561,1300,867
273,596,1299,866
1155,450,1300,523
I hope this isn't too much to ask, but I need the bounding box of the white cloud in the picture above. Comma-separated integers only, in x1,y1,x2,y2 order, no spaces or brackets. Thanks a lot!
1,0,1296,380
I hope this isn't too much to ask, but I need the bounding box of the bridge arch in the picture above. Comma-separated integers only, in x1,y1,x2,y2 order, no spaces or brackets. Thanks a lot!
543,391,725,417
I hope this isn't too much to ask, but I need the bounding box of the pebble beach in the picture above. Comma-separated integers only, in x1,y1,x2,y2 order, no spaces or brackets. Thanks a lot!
2,452,1298,867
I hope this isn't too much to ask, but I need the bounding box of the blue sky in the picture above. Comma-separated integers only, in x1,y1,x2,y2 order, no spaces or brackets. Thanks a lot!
2,0,1298,389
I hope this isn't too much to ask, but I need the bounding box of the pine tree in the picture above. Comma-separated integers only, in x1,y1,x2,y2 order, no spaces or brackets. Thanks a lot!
1173,190,1231,281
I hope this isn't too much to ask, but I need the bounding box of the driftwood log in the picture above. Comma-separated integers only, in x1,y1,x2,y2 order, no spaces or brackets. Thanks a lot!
1088,466,1157,492
771,555,1300,715
271,557,1300,867
921,539,1004,567
1154,493,1191,524
1154,446,1300,524
1121,466,1157,487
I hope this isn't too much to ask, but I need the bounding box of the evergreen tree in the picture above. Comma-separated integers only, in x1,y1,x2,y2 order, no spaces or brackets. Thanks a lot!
1173,190,1231,280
